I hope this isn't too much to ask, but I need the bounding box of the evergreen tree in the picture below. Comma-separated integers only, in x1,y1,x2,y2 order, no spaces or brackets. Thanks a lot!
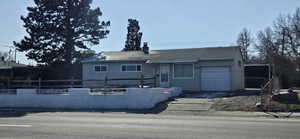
123,19,143,51
14,0,110,65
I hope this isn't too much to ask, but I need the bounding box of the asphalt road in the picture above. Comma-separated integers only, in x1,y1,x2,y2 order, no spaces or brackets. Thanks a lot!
0,112,300,139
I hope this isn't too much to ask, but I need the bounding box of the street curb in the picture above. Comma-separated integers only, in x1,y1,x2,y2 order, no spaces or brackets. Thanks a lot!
206,111,300,119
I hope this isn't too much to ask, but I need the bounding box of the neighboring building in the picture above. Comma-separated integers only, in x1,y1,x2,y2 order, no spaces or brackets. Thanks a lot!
82,46,244,91
244,64,272,88
0,61,31,88
0,61,29,79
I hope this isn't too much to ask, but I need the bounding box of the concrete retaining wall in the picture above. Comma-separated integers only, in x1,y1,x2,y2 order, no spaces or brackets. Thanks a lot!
0,87,182,109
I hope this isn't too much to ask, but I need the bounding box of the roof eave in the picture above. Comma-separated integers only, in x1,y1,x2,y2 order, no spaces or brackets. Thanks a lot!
198,58,234,61
146,60,198,64
146,58,234,64
82,59,147,63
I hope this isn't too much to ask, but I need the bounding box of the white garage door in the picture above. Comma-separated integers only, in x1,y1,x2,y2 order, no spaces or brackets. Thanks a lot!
200,67,231,91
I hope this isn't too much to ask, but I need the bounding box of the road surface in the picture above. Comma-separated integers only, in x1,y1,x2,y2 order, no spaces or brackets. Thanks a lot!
0,112,299,139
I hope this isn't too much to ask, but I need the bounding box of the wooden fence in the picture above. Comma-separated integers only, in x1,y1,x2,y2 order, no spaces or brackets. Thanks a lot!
0,75,157,89
260,78,274,111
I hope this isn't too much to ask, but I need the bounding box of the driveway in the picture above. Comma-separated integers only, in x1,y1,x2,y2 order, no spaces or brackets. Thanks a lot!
157,90,261,115
164,98,214,111
156,92,217,115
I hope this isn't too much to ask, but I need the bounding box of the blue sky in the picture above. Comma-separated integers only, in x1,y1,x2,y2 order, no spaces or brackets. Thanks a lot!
0,0,300,64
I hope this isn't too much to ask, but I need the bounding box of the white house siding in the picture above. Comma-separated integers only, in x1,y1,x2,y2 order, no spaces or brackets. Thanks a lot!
83,60,244,91
232,48,245,90
82,49,244,90
82,62,156,88
164,59,244,91
162,60,234,91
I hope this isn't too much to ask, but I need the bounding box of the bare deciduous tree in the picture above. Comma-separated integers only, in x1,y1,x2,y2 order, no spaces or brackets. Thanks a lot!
270,8,300,70
255,27,277,62
286,8,300,68
253,8,300,87
237,28,252,63
273,14,289,56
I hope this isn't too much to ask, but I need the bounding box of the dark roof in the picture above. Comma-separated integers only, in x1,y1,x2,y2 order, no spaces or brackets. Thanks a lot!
82,46,240,63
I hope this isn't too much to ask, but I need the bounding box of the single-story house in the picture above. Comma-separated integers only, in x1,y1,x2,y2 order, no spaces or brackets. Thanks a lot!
81,46,244,91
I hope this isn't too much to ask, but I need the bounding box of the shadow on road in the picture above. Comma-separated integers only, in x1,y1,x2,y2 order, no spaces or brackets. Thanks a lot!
0,99,174,117
0,105,170,117
0,110,28,118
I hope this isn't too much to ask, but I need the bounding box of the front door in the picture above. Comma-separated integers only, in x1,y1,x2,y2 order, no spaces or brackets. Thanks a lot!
160,64,170,87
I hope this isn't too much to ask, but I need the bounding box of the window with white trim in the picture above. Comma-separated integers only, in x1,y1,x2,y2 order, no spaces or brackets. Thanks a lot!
94,65,108,72
174,64,194,78
121,64,142,72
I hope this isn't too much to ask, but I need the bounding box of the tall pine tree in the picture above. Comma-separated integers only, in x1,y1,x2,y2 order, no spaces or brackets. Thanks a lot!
14,0,110,65
123,19,143,51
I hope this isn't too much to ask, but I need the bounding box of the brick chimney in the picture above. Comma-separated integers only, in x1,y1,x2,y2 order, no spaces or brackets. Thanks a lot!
142,42,149,54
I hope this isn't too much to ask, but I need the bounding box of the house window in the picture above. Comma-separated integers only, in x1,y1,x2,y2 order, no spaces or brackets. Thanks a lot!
95,65,108,72
121,64,142,72
174,64,194,79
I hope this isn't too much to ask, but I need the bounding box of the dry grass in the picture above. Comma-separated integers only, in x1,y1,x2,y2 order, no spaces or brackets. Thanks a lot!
268,101,300,112
211,95,260,111
211,91,300,112
268,90,300,111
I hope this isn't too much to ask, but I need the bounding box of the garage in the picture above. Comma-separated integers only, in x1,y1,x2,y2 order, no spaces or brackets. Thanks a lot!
200,67,231,91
